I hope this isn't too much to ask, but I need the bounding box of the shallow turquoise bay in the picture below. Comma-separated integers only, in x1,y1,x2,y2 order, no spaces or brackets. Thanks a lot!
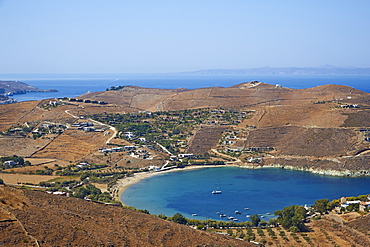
121,167,370,221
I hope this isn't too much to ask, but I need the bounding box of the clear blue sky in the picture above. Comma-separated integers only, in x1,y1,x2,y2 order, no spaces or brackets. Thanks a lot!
1,0,369,73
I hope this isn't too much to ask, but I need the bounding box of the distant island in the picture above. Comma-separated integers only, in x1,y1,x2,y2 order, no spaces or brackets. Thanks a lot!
186,65,370,75
0,80,57,104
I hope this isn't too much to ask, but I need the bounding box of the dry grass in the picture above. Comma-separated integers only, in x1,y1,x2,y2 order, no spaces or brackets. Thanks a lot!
0,174,59,184
0,186,252,247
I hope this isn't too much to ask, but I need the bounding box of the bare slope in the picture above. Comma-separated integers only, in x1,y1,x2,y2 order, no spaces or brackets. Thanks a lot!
0,185,251,247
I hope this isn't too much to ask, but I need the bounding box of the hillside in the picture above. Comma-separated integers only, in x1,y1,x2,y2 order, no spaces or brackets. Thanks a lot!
1,82,370,245
0,80,57,94
0,82,369,175
0,185,251,246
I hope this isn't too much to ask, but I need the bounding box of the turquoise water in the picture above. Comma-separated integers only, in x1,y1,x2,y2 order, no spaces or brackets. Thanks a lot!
121,167,370,221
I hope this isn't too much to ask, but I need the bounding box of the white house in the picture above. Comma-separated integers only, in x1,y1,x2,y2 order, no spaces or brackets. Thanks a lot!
178,154,194,159
4,160,15,166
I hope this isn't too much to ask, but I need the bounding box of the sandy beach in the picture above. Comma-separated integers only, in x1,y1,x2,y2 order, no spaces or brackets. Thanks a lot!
113,165,227,204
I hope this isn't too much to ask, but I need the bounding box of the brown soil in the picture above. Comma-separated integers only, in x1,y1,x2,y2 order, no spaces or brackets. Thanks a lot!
244,126,363,157
0,185,252,246
216,213,370,247
0,174,59,184
187,126,226,155
30,128,110,162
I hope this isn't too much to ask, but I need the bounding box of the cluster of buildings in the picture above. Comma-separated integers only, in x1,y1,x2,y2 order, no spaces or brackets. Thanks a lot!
339,196,370,212
130,149,150,159
71,122,106,133
123,132,146,142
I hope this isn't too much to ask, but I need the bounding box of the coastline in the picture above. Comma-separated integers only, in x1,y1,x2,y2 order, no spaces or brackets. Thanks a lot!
112,165,226,205
112,163,370,205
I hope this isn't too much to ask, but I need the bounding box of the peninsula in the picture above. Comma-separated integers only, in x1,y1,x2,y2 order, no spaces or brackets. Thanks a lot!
0,80,57,104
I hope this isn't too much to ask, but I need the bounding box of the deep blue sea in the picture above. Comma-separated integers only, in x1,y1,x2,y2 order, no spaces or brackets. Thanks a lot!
122,167,370,222
0,73,369,101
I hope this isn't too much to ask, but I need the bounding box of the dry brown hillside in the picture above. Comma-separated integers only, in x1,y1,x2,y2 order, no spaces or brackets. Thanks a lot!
0,185,252,247
1,82,370,173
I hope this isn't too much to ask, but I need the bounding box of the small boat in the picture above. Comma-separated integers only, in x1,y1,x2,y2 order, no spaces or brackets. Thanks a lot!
234,210,241,214
192,214,197,216
233,218,239,221
228,216,234,220
266,213,271,215
212,181,222,194
216,212,220,214
246,215,250,217
220,214,226,217
244,207,249,210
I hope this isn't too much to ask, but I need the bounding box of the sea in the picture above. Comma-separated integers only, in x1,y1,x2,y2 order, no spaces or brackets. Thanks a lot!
0,73,369,101
122,167,370,222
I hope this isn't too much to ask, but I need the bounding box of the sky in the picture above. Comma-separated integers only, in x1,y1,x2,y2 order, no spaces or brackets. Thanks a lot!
1,0,370,73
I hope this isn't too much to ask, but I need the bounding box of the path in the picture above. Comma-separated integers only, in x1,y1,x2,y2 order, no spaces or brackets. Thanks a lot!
0,205,40,247
65,106,118,144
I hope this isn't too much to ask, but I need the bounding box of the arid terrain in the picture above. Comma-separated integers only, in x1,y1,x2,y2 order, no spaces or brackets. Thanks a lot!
1,82,369,174
0,185,251,246
1,81,370,245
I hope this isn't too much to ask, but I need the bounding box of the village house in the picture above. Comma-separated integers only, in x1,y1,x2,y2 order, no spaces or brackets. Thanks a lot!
340,196,370,212
125,132,135,139
4,160,15,166
340,104,359,108
170,156,179,161
76,162,89,168
178,153,194,159
83,127,95,132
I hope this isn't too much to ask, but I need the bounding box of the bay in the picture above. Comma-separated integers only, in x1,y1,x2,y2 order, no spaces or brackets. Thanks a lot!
121,167,370,221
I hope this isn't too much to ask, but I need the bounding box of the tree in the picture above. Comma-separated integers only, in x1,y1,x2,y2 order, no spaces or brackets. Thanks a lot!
314,199,329,214
171,213,187,224
250,214,261,227
268,218,279,227
274,205,307,231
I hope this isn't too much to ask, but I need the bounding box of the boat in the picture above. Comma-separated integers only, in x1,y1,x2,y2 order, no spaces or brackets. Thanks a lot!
220,214,226,217
228,216,234,220
244,207,249,210
192,213,197,216
233,218,239,221
212,181,222,194
246,215,250,217
234,210,241,214
266,213,271,215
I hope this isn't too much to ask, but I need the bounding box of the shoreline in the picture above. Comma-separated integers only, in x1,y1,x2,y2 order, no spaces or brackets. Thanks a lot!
113,165,226,204
112,163,370,205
